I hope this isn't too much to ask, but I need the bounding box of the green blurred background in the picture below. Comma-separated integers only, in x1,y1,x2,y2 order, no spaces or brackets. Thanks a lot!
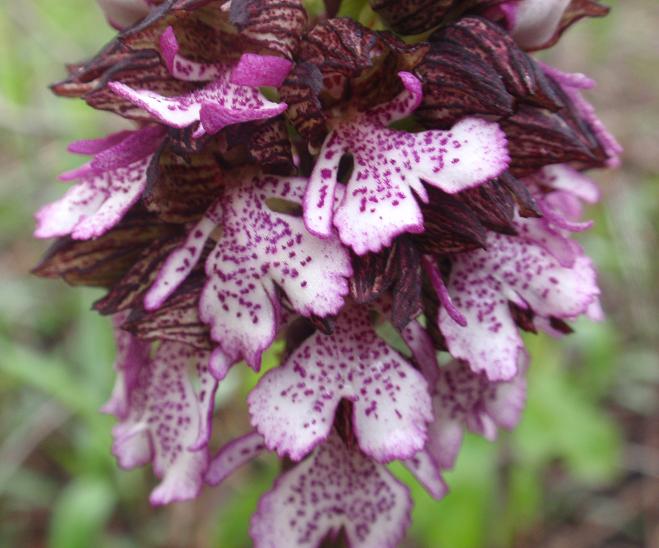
0,1,657,546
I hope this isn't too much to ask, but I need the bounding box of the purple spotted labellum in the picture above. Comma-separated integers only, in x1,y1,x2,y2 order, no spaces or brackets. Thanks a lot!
304,71,510,255
435,190,601,380
248,305,432,462
33,0,619,545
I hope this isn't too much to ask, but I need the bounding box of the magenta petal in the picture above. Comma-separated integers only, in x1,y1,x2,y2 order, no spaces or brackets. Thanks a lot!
516,215,582,268
109,81,202,129
205,431,267,486
231,53,293,87
67,130,133,155
36,127,162,240
366,71,424,126
58,162,96,182
402,450,448,500
91,125,165,171
400,319,440,389
159,26,223,82
159,26,178,73
423,255,467,327
542,64,623,167
208,347,239,381
304,134,346,238
425,416,464,471
34,179,106,239
483,355,528,430
110,68,288,137
250,433,412,548
538,196,593,233
535,164,601,204
70,159,151,240
248,307,432,462
412,117,510,194
586,299,605,321
197,100,288,137
101,314,150,420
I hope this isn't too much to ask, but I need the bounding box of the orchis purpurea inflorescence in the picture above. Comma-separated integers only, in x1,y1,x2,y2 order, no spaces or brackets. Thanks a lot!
34,0,619,546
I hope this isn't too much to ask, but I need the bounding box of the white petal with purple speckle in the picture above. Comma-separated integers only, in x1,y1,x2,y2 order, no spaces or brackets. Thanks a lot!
111,342,217,505
250,433,411,548
146,172,352,371
248,306,432,462
439,226,599,380
304,72,510,255
34,126,164,240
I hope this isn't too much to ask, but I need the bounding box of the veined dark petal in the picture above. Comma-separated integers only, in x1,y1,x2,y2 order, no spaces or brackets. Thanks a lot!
32,213,182,287
369,0,455,35
417,16,611,173
53,49,196,120
554,1,610,47
459,180,516,234
295,18,426,108
349,237,422,329
350,247,394,306
390,237,423,329
143,138,225,222
93,236,186,314
416,40,516,128
370,0,499,35
501,104,604,175
485,0,610,51
279,62,327,148
414,186,488,255
125,275,212,350
499,171,542,217
229,0,307,59
223,115,296,175
427,17,562,111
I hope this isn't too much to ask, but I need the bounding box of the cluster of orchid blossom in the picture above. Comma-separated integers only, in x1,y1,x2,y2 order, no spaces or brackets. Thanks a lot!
34,0,619,546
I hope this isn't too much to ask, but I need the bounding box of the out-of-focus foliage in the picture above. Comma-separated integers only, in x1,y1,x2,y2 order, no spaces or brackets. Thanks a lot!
0,0,657,546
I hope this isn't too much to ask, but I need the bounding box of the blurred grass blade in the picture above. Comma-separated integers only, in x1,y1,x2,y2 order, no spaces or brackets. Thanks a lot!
48,476,115,548
0,336,100,420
